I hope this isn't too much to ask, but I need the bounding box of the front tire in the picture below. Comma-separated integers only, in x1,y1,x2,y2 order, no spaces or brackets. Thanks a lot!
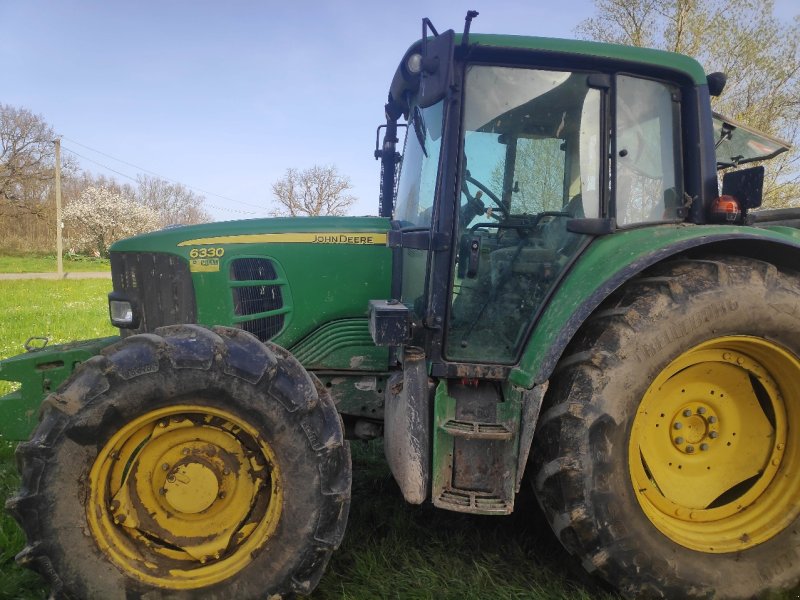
533,256,800,598
7,325,351,599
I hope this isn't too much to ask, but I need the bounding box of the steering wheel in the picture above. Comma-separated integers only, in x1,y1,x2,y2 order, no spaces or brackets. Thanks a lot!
465,172,506,214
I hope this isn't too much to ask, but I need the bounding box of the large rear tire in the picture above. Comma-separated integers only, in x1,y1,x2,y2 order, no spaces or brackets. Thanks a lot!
533,256,800,598
6,325,351,599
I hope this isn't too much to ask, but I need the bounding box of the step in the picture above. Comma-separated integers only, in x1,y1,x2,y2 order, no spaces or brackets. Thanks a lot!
440,419,514,440
434,488,513,515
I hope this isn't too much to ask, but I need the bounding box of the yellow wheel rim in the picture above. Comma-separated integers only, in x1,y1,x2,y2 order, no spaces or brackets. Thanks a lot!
629,336,800,553
87,403,282,589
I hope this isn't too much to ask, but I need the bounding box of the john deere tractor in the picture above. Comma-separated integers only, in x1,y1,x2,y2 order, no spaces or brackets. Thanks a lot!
2,12,799,599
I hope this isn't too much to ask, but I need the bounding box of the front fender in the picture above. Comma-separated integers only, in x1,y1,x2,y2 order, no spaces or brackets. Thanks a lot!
0,336,119,441
509,224,800,388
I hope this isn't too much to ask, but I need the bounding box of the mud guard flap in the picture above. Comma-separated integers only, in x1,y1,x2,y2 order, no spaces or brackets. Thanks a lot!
383,347,431,504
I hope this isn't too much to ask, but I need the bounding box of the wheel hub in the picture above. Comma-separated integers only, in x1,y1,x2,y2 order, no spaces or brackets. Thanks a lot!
670,404,719,453
163,460,221,514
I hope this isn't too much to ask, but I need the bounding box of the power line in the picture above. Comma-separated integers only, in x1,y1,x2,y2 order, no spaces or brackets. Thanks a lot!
60,135,266,211
60,146,259,216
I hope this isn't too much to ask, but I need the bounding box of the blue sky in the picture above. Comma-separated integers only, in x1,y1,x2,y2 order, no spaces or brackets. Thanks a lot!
1,1,796,221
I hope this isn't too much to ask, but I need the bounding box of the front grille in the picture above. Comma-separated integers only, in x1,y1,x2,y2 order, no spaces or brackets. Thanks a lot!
111,252,196,336
233,284,283,316
229,258,286,342
231,257,278,281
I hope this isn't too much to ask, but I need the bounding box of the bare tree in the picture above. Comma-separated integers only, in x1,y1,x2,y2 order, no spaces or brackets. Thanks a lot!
135,174,211,226
578,0,800,207
0,104,56,209
270,165,356,217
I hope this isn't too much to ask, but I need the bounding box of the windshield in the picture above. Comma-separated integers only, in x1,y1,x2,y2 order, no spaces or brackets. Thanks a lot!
447,65,600,363
393,101,445,227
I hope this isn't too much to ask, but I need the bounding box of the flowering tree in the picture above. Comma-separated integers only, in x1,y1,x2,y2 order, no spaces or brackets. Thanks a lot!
63,186,161,256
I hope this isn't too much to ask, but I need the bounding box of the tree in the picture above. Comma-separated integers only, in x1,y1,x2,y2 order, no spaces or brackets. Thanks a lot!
270,165,356,217
63,186,161,257
0,104,56,210
135,174,211,226
0,105,77,218
577,0,800,207
0,105,81,251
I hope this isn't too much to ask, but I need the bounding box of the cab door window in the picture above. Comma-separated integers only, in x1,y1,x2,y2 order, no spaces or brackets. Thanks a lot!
615,75,683,226
446,65,601,363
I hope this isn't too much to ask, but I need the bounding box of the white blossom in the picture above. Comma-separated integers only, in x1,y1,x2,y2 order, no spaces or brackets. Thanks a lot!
63,186,161,256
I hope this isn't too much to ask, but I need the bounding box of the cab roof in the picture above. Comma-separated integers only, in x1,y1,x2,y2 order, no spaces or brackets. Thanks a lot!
461,34,708,85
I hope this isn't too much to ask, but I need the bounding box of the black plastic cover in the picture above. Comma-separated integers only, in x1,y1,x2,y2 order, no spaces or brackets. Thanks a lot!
369,300,411,347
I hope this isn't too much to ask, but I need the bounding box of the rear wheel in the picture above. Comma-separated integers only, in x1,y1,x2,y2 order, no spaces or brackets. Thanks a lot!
533,256,800,598
7,325,350,599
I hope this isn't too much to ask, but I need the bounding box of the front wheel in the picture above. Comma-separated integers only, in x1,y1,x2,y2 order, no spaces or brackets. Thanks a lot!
533,256,800,598
7,325,351,599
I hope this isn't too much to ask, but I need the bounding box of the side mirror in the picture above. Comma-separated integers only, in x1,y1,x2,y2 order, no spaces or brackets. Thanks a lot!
722,165,764,210
418,29,454,108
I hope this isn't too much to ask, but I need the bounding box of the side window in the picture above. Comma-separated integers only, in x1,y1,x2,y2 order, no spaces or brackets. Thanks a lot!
615,76,682,226
393,102,445,228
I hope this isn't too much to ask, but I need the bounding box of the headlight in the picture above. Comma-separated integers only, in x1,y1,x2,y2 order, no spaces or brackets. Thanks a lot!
108,292,139,328
406,53,423,75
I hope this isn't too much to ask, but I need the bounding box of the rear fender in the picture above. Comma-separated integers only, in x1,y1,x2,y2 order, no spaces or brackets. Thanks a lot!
510,224,800,388
0,336,119,441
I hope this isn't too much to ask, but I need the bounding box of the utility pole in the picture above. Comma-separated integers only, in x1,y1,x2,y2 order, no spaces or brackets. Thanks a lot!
54,137,63,277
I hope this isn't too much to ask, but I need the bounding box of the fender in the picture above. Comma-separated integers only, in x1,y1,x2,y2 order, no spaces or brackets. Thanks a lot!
509,223,800,388
0,336,120,440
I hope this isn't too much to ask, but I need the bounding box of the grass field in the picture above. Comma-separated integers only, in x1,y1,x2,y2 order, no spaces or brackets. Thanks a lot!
0,278,614,599
0,253,110,273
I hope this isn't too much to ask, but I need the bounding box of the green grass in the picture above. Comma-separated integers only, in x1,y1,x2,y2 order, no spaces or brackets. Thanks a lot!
0,279,116,362
0,253,110,273
312,441,613,600
0,279,116,599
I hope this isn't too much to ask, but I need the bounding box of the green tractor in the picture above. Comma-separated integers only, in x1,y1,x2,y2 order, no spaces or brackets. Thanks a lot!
3,12,800,599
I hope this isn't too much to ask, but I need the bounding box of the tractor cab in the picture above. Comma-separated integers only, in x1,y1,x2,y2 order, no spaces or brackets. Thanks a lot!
374,16,695,375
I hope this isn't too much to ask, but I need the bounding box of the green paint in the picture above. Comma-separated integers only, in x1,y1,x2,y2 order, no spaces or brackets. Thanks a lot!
510,224,800,388
112,216,393,363
289,319,389,371
431,381,457,502
315,372,389,420
446,33,708,84
0,336,119,440
431,380,523,515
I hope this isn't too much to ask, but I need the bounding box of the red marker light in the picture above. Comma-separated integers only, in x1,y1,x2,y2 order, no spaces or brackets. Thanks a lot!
710,195,741,223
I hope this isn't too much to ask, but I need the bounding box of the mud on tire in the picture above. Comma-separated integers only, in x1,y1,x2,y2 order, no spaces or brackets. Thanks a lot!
533,256,800,599
6,325,351,599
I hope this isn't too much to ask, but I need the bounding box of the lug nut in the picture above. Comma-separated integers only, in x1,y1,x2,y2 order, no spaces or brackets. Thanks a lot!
159,487,166,495
674,422,683,430
700,443,709,451
161,463,170,471
710,431,719,439
683,409,692,417
686,446,695,453
218,491,226,499
697,407,706,414
182,448,191,455
675,437,684,445
708,416,718,424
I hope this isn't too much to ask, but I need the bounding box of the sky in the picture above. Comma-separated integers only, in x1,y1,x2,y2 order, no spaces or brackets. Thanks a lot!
2,1,797,221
